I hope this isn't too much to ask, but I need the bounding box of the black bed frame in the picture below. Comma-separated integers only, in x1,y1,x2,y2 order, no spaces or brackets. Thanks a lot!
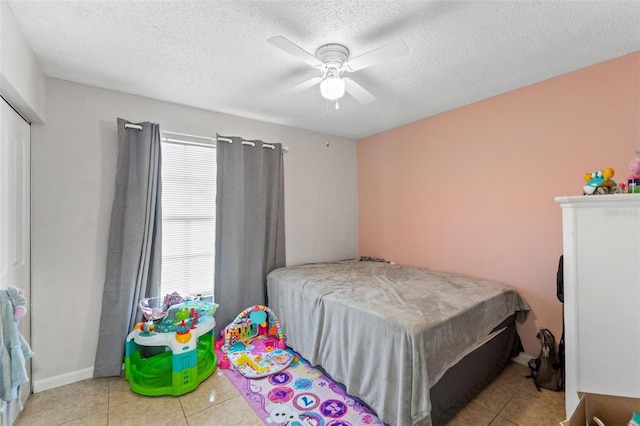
428,314,523,425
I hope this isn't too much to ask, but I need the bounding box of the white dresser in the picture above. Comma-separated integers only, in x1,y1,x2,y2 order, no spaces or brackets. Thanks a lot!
556,194,640,417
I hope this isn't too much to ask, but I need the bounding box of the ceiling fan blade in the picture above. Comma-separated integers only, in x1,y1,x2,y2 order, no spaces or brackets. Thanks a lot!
345,40,409,72
285,76,323,94
268,36,323,68
343,78,376,104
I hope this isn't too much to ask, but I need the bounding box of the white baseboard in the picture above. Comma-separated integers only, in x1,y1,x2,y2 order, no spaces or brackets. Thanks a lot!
33,367,94,393
511,352,534,366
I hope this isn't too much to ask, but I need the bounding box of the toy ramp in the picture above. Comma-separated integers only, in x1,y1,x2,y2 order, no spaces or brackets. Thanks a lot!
227,336,293,379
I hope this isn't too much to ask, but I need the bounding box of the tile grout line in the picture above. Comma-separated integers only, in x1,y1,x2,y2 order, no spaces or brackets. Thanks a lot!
107,377,112,426
178,392,189,424
495,378,527,425
177,372,247,421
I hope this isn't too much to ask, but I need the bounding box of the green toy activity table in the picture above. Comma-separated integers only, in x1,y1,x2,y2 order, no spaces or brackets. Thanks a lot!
124,315,217,396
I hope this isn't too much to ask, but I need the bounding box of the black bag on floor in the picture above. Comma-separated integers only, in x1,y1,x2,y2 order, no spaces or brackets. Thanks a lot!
526,328,563,391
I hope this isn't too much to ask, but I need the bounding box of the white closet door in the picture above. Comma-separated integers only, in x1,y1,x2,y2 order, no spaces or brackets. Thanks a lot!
0,96,31,425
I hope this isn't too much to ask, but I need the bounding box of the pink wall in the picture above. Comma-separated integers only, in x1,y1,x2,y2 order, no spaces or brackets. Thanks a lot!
358,52,640,355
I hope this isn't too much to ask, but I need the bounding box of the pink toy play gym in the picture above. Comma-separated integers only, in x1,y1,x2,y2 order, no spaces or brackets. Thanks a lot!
217,305,293,379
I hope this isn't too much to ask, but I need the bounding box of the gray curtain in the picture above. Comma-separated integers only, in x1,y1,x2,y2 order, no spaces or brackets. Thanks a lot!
214,135,286,333
94,118,162,377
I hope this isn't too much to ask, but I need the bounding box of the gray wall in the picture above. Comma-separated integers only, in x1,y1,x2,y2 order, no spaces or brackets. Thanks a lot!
30,78,358,390
0,1,46,122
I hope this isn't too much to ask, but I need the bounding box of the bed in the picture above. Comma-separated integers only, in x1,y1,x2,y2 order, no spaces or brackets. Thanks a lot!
266,260,529,426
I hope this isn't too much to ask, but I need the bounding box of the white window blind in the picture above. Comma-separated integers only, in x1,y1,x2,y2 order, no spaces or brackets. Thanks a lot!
160,136,216,297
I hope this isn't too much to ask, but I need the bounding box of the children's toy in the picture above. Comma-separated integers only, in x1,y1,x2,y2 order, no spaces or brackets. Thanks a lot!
125,298,219,396
627,151,640,193
583,167,623,195
138,292,185,321
218,305,293,378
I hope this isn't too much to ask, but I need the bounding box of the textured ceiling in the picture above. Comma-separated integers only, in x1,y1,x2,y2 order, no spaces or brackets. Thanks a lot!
7,0,640,140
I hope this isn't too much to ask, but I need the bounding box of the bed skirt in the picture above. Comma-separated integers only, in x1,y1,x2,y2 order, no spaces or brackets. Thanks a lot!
428,314,523,425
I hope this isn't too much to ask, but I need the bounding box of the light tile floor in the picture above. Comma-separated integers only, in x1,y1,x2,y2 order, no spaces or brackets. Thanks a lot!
15,362,565,425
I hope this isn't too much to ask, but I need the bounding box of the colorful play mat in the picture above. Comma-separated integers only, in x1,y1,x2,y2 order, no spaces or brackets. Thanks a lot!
226,335,294,379
215,346,385,426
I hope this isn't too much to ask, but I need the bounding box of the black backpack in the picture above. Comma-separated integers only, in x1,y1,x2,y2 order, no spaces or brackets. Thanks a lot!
556,255,566,385
526,328,563,391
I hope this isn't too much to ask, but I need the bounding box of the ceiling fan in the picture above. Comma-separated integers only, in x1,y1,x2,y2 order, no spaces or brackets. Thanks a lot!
268,36,409,104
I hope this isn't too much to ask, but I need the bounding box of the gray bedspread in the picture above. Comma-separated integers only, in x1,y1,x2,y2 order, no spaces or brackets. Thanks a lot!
266,261,529,426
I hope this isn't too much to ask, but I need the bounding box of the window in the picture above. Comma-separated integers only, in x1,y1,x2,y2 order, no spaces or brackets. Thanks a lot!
160,134,216,297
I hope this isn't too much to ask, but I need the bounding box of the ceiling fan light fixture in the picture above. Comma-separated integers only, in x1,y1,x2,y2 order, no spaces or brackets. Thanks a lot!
320,75,345,100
